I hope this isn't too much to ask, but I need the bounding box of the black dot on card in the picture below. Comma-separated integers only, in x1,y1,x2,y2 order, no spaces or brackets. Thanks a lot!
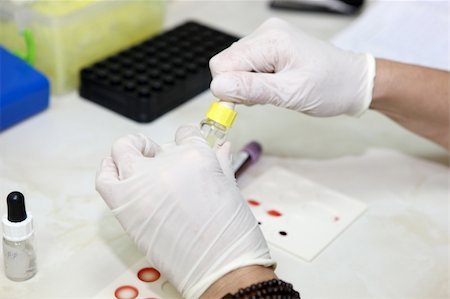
258,222,261,225
279,231,287,236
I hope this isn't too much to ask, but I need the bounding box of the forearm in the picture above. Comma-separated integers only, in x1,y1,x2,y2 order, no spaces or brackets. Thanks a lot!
371,59,450,149
200,266,277,299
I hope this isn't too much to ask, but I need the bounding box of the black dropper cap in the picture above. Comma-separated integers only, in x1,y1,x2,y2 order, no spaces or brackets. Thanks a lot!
7,191,27,222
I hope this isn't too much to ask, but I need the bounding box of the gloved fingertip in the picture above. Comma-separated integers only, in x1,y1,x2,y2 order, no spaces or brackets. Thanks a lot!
112,133,160,163
99,157,118,173
216,141,232,161
209,53,223,74
210,74,240,102
215,141,235,180
175,125,207,146
136,133,161,157
263,17,290,29
209,47,238,75
96,157,119,191
212,72,273,106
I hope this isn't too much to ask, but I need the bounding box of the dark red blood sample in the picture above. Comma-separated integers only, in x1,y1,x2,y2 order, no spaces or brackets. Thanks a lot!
334,216,340,222
137,267,161,282
114,285,138,299
267,210,282,217
247,199,260,206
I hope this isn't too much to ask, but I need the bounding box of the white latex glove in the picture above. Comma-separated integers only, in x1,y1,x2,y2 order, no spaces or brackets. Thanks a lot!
95,125,274,299
210,18,376,117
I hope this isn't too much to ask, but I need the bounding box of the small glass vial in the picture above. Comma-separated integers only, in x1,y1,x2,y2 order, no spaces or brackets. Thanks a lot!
200,101,237,149
2,191,37,281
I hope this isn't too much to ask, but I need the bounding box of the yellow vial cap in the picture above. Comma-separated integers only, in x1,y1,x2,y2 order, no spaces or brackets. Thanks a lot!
206,101,237,128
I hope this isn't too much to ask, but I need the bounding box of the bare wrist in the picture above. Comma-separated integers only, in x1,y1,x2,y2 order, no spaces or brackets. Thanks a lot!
371,58,393,108
200,265,277,299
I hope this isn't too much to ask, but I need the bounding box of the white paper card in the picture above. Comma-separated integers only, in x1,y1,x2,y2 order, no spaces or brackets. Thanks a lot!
332,1,449,70
241,167,366,262
93,258,182,299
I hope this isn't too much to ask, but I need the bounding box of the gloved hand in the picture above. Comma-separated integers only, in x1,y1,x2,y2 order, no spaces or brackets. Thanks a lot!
95,125,274,299
210,18,376,117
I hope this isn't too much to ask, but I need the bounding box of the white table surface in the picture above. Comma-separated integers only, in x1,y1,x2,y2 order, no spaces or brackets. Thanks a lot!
1,1,448,299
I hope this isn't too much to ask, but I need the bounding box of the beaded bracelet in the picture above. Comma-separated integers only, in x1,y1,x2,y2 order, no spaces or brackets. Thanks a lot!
222,279,301,299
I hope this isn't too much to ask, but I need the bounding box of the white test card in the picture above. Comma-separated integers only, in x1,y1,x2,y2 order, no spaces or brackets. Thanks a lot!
241,167,366,262
93,258,182,299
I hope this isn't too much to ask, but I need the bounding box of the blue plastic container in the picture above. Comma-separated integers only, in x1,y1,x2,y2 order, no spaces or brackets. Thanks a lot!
0,47,49,131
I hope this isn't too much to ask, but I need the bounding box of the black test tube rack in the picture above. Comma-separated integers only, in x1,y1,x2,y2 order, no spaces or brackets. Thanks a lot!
79,21,238,123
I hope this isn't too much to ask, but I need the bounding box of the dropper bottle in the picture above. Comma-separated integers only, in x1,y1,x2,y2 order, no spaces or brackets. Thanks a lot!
2,191,37,281
200,101,237,149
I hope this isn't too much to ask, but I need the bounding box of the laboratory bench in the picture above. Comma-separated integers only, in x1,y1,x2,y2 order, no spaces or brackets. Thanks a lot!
0,1,448,299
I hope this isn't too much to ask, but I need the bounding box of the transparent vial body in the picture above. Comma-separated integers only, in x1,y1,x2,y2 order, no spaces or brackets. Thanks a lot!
200,118,228,149
3,235,37,281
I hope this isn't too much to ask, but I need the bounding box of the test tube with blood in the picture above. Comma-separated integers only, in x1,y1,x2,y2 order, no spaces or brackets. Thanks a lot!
232,141,262,178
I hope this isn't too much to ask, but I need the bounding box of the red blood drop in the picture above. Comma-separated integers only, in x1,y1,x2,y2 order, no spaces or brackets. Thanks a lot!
137,267,161,283
114,285,139,299
247,199,260,206
267,210,282,217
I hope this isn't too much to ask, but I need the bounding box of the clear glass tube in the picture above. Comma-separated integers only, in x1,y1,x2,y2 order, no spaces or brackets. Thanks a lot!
200,118,228,149
3,235,37,281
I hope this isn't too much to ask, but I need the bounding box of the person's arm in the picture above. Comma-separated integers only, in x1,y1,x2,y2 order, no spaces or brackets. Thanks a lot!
201,266,277,298
96,128,301,298
209,18,450,150
372,59,449,149
95,127,278,299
